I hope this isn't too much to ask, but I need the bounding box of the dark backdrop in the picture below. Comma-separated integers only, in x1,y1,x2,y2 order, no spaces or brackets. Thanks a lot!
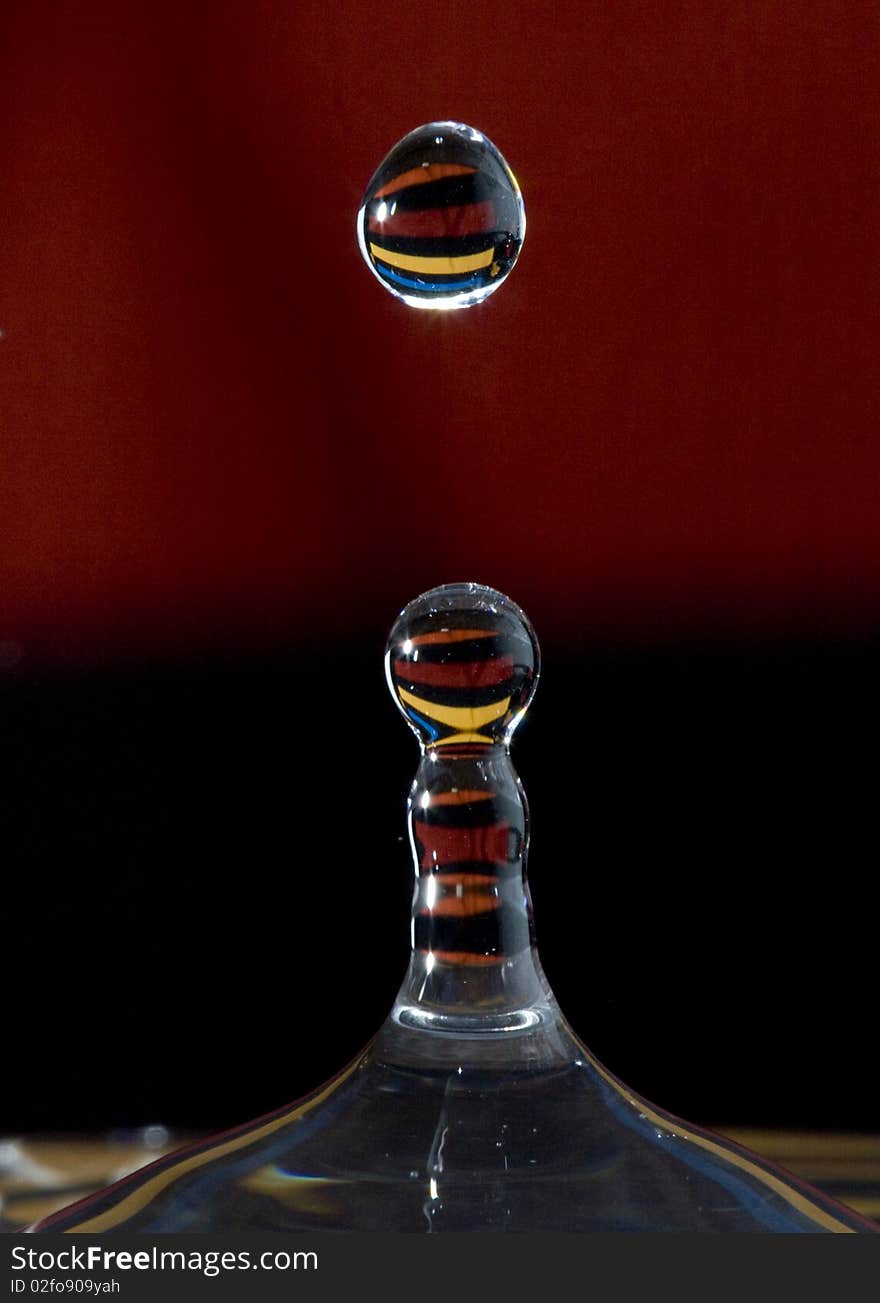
1,0,877,1135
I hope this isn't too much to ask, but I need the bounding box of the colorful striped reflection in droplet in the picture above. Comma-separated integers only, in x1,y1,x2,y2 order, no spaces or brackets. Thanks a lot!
357,122,525,310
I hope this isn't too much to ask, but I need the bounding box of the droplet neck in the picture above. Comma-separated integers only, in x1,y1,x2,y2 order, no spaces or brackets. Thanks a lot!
392,746,554,1034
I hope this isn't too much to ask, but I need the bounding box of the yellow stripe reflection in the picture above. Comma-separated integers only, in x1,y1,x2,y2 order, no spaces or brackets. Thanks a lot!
398,687,510,733
849,1198,880,1217
433,731,494,745
61,1058,363,1232
369,243,494,275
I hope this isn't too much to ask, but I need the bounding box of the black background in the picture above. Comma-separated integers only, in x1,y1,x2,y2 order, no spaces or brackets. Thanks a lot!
3,632,876,1136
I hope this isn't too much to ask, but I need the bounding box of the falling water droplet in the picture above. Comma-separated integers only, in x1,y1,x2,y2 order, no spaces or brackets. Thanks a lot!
357,121,525,311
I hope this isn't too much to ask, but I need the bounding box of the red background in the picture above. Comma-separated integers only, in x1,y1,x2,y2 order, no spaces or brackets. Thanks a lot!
3,0,878,665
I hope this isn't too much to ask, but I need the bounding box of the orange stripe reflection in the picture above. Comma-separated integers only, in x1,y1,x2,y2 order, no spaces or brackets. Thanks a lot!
407,629,495,646
424,872,498,886
426,790,494,805
374,163,475,198
423,949,505,966
421,892,500,917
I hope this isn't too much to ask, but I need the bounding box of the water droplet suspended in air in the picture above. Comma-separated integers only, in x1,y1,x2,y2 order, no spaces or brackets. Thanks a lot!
357,121,525,311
